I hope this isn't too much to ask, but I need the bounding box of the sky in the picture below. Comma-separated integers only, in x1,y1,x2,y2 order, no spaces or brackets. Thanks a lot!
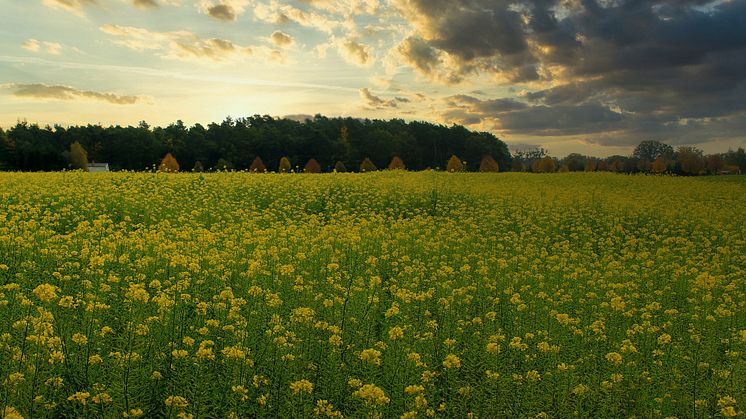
1,0,745,157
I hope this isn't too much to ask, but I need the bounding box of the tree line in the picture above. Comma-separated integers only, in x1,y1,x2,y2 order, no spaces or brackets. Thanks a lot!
1,116,743,175
0,115,511,173
513,141,745,175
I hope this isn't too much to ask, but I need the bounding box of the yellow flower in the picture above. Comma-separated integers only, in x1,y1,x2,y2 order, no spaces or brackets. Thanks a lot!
289,379,314,395
404,385,424,395
605,352,623,366
360,348,382,366
165,395,189,409
33,284,58,302
388,326,404,340
71,333,88,345
1,406,24,419
353,383,389,406
67,391,90,405
442,354,461,369
657,333,672,345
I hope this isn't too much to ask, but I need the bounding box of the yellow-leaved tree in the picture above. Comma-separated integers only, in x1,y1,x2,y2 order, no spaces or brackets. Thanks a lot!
159,153,180,172
250,157,266,173
278,157,292,173
360,158,377,172
651,156,667,174
304,158,321,173
388,156,405,170
446,155,465,172
479,155,499,172
69,141,88,171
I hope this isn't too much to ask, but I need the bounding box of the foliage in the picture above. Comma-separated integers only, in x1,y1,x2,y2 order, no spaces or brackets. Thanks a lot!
651,157,668,173
387,156,406,171
193,161,204,172
69,141,88,171
633,140,674,162
360,158,377,172
279,157,292,173
304,158,321,173
0,116,512,173
533,156,556,173
0,172,743,418
159,153,180,172
479,155,499,172
334,161,347,173
249,157,266,173
676,146,705,175
446,155,464,172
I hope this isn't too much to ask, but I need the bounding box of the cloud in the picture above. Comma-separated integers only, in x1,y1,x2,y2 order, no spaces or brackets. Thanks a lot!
100,24,263,62
21,39,41,53
133,0,158,8
3,83,146,105
359,88,398,108
253,1,343,33
337,38,374,67
42,0,95,15
384,0,746,146
199,0,250,21
22,39,63,55
270,30,294,47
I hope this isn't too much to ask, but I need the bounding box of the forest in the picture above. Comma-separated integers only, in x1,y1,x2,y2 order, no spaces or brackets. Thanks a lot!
1,115,744,175
0,115,511,173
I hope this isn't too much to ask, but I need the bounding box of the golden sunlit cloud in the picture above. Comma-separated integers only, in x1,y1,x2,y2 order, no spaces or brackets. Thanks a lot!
2,83,148,105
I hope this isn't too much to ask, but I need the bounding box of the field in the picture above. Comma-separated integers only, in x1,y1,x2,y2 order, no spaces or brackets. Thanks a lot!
0,172,744,418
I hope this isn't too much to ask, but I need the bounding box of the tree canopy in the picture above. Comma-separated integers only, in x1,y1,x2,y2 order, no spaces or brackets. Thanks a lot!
0,115,512,172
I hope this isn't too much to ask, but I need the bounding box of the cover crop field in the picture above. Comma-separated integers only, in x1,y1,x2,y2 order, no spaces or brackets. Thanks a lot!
0,172,744,418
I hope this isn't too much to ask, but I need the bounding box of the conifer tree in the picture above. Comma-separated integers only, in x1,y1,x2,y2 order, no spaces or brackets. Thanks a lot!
250,156,266,173
388,156,406,170
360,158,377,172
159,153,180,172
278,156,292,173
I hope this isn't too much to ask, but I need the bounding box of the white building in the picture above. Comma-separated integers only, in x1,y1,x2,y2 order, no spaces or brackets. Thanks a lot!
88,163,110,173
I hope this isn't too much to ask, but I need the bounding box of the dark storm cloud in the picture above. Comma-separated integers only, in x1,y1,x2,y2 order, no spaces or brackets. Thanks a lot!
402,0,746,145
207,4,236,20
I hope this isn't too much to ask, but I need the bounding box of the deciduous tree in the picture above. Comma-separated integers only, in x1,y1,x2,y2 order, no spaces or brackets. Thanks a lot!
446,155,465,172
69,141,88,171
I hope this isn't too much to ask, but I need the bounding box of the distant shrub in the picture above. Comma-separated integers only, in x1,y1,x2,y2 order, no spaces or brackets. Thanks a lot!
304,158,321,173
651,157,667,174
479,155,499,172
159,153,180,173
250,157,266,173
215,158,233,171
559,164,570,173
584,159,597,172
446,155,465,172
534,156,556,173
512,160,525,172
279,157,292,173
334,161,347,173
388,156,406,170
360,158,377,172
193,161,204,172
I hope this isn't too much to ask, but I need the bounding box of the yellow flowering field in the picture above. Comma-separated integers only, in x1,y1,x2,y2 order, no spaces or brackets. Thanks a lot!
0,172,745,418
